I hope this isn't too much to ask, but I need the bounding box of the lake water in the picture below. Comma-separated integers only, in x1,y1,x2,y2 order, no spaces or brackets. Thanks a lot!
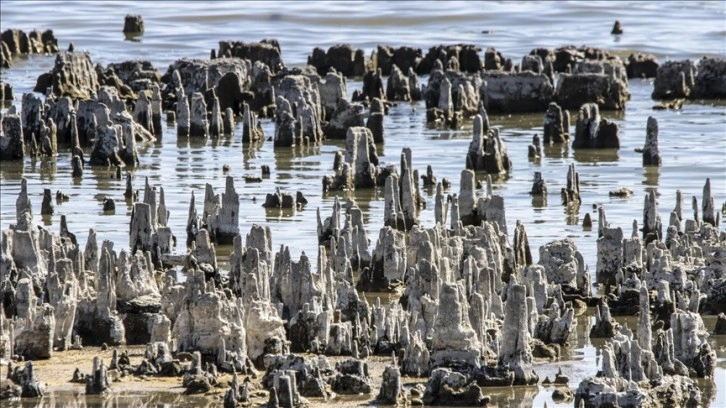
1,1,725,407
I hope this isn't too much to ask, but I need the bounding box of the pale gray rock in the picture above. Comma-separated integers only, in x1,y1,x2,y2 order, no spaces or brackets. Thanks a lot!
89,115,122,166
499,283,538,385
357,226,406,292
21,93,44,144
319,68,347,120
274,96,299,147
171,268,248,358
115,249,160,303
702,178,716,227
424,69,480,124
596,219,624,286
129,202,154,253
431,283,481,369
643,190,662,240
332,358,373,395
14,304,54,359
457,169,477,226
134,90,153,134
276,75,323,142
401,329,430,377
384,173,406,231
19,361,46,398
163,58,249,107
539,238,590,296
150,83,162,135
377,363,405,404
189,92,208,138
344,126,378,189
670,309,716,378
222,107,234,135
246,299,287,363
176,83,190,137
209,90,223,138
242,102,263,143
533,301,576,345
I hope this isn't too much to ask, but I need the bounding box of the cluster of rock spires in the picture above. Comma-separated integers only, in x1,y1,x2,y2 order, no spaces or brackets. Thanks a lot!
1,164,722,405
0,34,723,164
1,28,60,69
1,26,725,407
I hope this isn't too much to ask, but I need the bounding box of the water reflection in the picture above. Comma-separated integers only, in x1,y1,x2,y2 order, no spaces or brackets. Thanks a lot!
642,165,660,187
176,135,189,149
209,135,232,148
90,166,116,192
572,148,619,163
188,137,208,150
0,160,24,181
487,385,538,408
532,195,547,209
264,206,298,219
39,159,57,182
564,201,580,226
543,143,569,160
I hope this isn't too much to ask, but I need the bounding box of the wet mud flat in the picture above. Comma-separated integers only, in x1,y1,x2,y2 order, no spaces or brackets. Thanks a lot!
1,13,726,408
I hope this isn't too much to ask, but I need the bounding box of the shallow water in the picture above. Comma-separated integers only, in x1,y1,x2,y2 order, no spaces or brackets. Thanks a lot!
1,1,725,407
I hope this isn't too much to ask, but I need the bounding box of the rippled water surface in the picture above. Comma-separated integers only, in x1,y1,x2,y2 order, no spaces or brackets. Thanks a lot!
1,1,725,407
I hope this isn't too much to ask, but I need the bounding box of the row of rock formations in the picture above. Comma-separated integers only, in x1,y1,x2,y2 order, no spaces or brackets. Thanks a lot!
1,28,60,68
1,38,723,161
